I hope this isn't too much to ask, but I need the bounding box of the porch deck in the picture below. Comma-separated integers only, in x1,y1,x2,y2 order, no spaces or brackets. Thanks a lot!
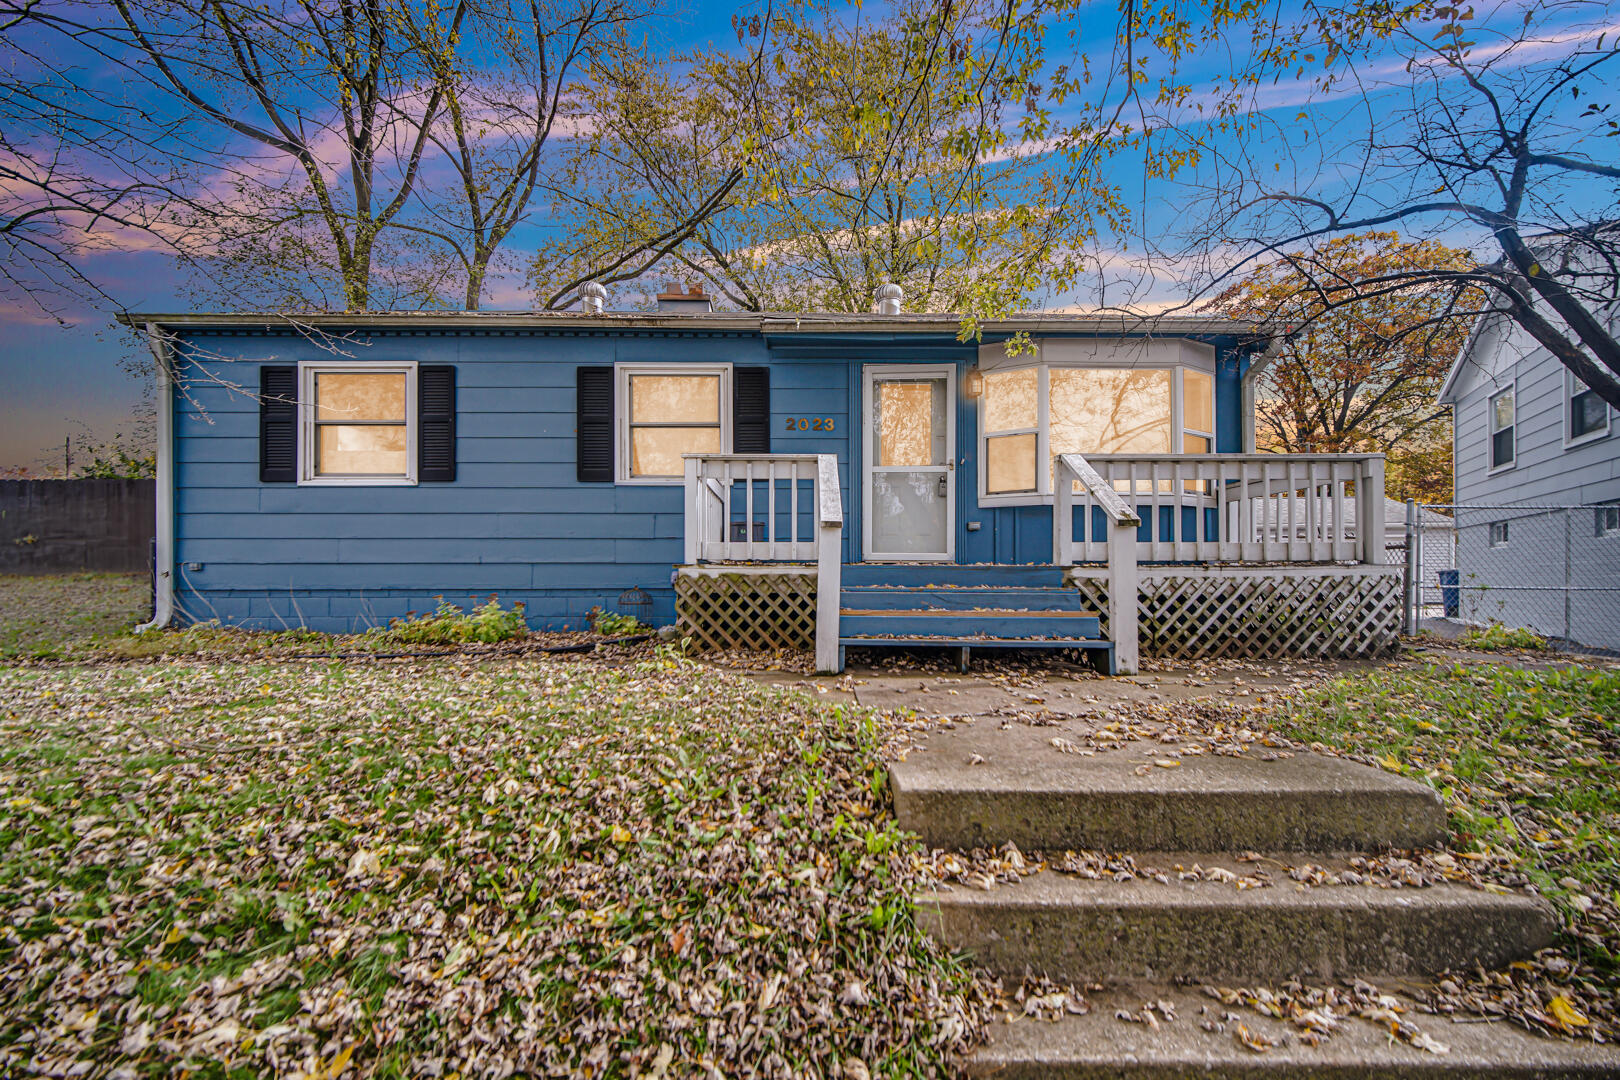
674,452,1400,673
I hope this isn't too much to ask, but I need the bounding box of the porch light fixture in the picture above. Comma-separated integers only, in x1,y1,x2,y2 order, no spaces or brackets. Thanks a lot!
964,367,985,398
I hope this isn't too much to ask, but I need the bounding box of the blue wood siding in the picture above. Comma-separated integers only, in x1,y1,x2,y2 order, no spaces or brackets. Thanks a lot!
169,326,1250,631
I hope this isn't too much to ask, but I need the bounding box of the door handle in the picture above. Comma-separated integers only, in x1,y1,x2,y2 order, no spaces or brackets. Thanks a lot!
937,473,948,496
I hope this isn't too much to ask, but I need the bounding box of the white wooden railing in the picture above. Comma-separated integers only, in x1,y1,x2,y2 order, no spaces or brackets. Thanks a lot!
1053,453,1387,567
682,453,843,672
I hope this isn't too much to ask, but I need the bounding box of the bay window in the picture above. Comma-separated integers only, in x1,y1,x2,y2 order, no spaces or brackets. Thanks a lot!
978,343,1218,503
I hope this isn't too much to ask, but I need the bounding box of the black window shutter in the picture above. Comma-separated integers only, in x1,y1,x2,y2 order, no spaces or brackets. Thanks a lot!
418,365,457,482
577,366,614,482
259,365,297,483
733,366,770,453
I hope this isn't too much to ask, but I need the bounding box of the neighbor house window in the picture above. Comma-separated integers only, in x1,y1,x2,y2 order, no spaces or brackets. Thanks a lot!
1597,502,1620,538
1489,521,1510,547
1567,371,1609,445
299,363,416,485
1489,387,1515,470
977,346,1216,502
617,364,730,482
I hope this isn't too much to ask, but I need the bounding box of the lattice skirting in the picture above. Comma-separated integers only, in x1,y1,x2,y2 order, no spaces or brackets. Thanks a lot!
675,569,817,653
1071,567,1402,660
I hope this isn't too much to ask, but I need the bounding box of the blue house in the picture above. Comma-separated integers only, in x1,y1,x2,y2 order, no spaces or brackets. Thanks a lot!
124,286,1399,673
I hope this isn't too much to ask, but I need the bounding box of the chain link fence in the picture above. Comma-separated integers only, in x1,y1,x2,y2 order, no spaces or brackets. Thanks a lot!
1398,501,1620,654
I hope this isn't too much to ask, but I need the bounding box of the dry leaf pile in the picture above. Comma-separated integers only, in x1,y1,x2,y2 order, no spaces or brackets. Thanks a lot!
0,655,990,1078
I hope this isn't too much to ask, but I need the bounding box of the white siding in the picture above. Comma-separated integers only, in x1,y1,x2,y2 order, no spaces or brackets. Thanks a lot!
1445,317,1620,649
1450,317,1620,507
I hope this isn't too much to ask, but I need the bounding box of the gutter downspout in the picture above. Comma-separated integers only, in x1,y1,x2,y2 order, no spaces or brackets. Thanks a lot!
1240,336,1283,452
137,321,174,631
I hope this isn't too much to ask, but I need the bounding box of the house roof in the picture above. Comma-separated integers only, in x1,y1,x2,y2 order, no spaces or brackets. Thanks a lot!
116,309,1270,339
1436,309,1493,406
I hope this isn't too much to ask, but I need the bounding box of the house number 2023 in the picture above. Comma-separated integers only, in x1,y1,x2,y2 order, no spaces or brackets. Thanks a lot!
785,417,835,431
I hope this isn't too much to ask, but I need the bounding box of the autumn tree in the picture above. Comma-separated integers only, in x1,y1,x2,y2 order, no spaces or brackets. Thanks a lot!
1159,0,1620,409
1209,232,1476,500
401,0,660,310
535,0,1060,315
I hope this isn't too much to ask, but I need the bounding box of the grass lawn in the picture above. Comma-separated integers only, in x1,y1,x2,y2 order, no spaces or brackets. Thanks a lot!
0,653,985,1078
1264,657,1620,1038
0,574,150,660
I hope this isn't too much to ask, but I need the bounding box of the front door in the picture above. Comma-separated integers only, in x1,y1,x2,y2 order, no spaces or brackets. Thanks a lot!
863,364,955,561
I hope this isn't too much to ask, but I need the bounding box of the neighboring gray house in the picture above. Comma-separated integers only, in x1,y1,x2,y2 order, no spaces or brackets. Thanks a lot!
1436,305,1620,649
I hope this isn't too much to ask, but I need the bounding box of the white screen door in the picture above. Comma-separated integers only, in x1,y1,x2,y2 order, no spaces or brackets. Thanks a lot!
863,364,955,561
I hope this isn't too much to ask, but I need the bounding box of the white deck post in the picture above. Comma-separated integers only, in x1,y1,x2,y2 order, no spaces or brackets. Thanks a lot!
1057,454,1140,675
1358,456,1386,565
1108,517,1140,675
815,454,843,674
683,456,701,565
1053,457,1074,565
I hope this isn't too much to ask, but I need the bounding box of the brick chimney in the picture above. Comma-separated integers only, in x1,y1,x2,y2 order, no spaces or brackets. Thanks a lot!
655,281,713,313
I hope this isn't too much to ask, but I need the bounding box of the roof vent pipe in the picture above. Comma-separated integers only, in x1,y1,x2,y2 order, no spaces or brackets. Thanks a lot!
873,282,904,315
579,281,607,314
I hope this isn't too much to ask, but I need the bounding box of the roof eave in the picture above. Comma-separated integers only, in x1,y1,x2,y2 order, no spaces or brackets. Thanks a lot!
116,310,1272,339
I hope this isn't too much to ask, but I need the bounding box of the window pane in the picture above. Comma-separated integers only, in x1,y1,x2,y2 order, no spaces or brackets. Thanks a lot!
1184,433,1212,454
317,424,407,475
314,371,406,422
986,433,1037,494
1492,391,1514,432
876,380,945,467
630,374,720,424
631,425,721,477
1049,367,1171,459
1492,426,1513,467
1572,388,1605,438
1184,369,1214,434
983,367,1037,432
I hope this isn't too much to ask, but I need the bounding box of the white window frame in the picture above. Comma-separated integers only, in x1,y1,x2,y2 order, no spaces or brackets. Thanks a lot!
297,360,418,487
1489,520,1510,547
1596,502,1620,539
979,364,1044,498
976,350,1217,507
1564,369,1611,449
1487,383,1516,475
614,362,732,485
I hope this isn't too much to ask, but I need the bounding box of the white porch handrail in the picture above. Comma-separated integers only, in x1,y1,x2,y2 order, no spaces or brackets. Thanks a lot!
1056,453,1142,675
683,453,834,563
683,452,844,673
1052,452,1387,566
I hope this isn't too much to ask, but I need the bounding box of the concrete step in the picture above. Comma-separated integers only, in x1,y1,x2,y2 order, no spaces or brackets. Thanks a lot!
891,740,1448,852
922,869,1556,983
841,563,1069,588
839,585,1094,611
965,983,1620,1077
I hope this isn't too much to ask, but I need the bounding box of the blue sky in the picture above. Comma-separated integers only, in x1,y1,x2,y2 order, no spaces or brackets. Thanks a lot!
2,0,1612,469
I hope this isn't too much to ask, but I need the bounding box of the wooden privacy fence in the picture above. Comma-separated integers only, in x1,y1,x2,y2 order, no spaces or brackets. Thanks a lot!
0,478,155,574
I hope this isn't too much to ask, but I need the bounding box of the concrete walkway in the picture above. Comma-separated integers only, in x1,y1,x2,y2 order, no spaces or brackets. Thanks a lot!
736,646,1620,1078
747,654,1371,720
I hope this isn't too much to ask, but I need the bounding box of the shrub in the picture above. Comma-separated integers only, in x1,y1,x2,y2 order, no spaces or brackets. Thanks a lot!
590,609,646,636
381,597,528,645
1460,623,1548,651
